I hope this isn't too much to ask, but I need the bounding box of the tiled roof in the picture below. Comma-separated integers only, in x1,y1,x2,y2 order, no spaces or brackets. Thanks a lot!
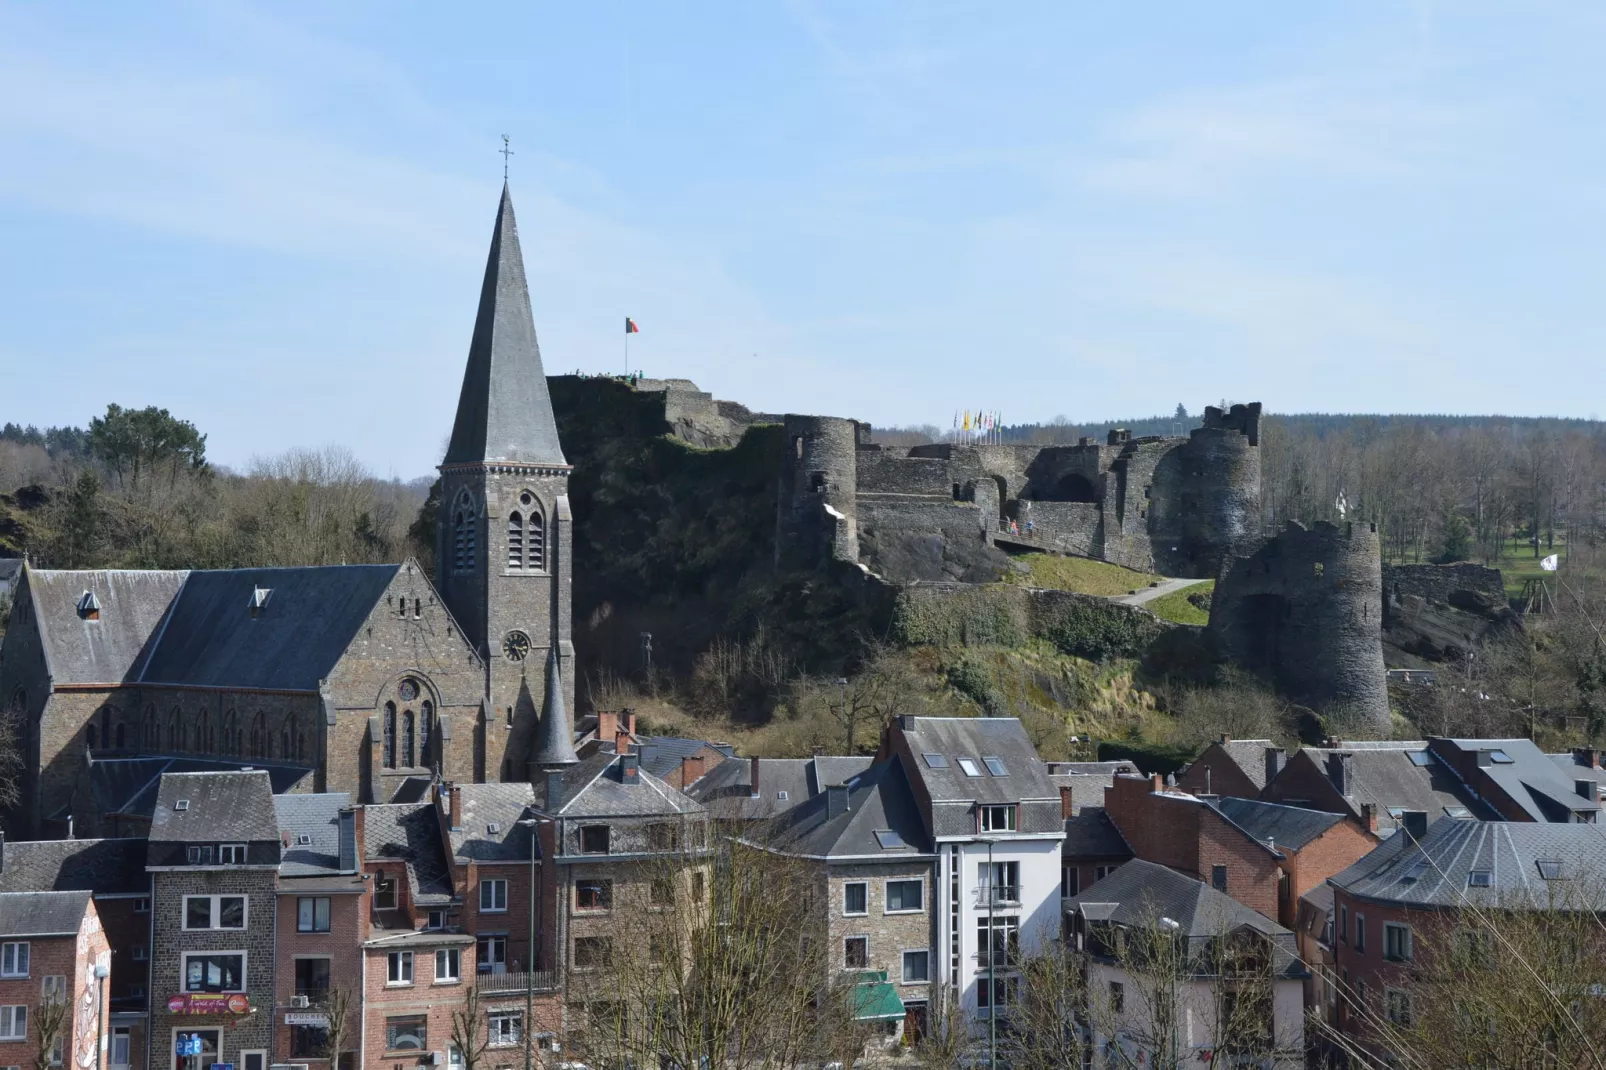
449,783,537,863
757,760,932,859
1288,745,1490,830
23,568,188,684
1433,738,1602,822
364,803,455,905
0,890,92,938
0,839,147,895
1330,819,1606,908
274,793,352,876
1067,859,1298,961
543,753,704,819
91,755,311,822
897,718,1059,805
1213,797,1346,852
150,770,277,842
1062,806,1132,860
1214,739,1279,790
685,756,873,821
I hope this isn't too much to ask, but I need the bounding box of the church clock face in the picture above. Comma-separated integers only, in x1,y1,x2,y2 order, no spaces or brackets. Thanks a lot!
502,630,532,662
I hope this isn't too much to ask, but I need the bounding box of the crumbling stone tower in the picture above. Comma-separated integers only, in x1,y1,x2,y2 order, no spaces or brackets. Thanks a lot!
436,183,578,780
1209,519,1389,730
776,415,861,569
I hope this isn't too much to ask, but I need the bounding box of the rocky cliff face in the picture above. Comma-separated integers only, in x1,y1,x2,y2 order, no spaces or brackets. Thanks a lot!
1381,563,1522,667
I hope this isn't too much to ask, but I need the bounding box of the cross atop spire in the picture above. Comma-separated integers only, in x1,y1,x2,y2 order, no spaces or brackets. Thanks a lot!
442,184,568,468
500,134,514,181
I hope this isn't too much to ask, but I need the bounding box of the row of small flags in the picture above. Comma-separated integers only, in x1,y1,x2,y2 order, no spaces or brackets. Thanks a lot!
955,410,1002,432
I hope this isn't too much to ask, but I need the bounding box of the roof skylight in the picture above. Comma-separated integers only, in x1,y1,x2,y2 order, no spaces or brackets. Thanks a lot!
874,829,909,850
956,757,983,777
1489,750,1514,764
1407,751,1433,766
1537,859,1565,880
1468,870,1492,888
982,756,1008,776
922,753,949,769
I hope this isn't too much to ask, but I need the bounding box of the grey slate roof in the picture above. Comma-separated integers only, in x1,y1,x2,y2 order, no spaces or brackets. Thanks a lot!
443,183,568,467
758,760,933,859
896,717,1062,837
532,647,579,767
92,756,311,822
1433,738,1602,822
1053,772,1120,816
1293,745,1491,829
1330,819,1606,909
274,793,353,876
544,753,704,818
364,802,455,905
1062,806,1132,860
0,890,92,937
1067,858,1292,941
136,565,399,690
636,736,736,780
25,568,188,684
0,838,148,895
1215,739,1278,790
449,782,537,863
684,756,873,821
1549,752,1606,788
1212,797,1346,852
150,770,278,842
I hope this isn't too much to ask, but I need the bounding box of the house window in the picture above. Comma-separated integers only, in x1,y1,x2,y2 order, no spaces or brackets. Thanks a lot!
1211,865,1228,892
479,879,508,913
646,823,680,851
297,897,330,933
0,944,27,978
844,936,869,969
1339,905,1348,943
573,937,612,969
978,805,1016,832
184,896,246,930
1109,981,1125,1013
1386,988,1413,1027
435,948,460,982
580,826,610,854
977,861,1019,905
385,1015,427,1052
388,951,413,984
1062,865,1079,898
427,910,446,930
183,952,245,992
1384,922,1411,961
186,846,215,866
977,917,1020,970
290,1025,327,1059
886,880,923,913
1355,915,1367,953
0,1006,25,1040
111,1028,130,1068
476,935,507,973
375,875,397,910
902,950,930,983
576,879,613,912
294,958,330,1000
131,946,146,962
650,878,675,907
488,1012,523,1047
1094,865,1116,881
649,933,675,965
843,882,868,916
40,976,65,1002
976,976,1017,1009
218,843,246,865
981,756,1008,776
691,871,706,902
133,897,150,913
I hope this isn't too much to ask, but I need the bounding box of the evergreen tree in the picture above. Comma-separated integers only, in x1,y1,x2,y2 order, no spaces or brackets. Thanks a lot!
61,470,102,567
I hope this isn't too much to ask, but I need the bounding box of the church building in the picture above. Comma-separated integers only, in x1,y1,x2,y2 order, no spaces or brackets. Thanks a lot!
0,184,578,839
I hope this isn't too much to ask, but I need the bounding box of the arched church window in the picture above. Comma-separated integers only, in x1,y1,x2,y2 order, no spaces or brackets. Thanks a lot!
250,713,267,759
101,706,113,746
144,705,157,747
507,512,524,569
452,491,477,572
420,701,434,768
198,711,215,752
222,710,239,755
383,702,396,769
168,708,182,751
281,722,290,760
526,506,545,571
402,711,415,768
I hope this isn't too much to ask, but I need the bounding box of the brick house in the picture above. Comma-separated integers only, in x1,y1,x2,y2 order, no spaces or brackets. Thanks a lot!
1175,737,1283,800
1103,774,1376,927
1,181,582,841
1260,741,1492,835
271,793,363,1070
147,771,281,1070
0,891,110,1070
1325,820,1606,1056
1424,737,1601,822
0,837,151,1070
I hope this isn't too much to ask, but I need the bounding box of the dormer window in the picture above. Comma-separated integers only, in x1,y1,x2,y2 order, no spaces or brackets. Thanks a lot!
979,804,1017,832
77,591,100,620
248,586,271,618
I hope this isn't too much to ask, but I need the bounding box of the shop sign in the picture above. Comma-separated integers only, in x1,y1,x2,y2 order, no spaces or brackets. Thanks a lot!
284,1013,329,1027
166,994,249,1015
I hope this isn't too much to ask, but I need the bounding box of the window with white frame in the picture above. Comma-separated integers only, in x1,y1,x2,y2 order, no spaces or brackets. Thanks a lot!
488,1012,522,1047
902,950,930,983
479,879,508,913
436,948,460,982
388,951,413,984
843,882,868,916
0,944,27,978
186,846,215,866
111,1029,130,1068
1383,922,1412,962
218,843,247,864
978,805,1016,832
0,1006,24,1039
184,896,246,930
182,952,245,992
296,897,330,933
477,935,507,973
885,880,923,913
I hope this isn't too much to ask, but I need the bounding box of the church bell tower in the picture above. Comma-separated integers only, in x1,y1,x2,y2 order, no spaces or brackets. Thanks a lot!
437,182,578,780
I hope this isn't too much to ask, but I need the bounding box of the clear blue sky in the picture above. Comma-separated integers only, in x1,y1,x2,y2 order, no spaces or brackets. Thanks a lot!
3,2,1604,478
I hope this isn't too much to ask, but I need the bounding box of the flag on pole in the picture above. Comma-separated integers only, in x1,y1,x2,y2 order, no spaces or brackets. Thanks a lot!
625,317,640,334
1541,554,1559,572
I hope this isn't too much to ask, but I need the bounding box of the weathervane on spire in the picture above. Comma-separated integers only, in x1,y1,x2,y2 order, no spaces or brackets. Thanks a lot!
500,134,514,180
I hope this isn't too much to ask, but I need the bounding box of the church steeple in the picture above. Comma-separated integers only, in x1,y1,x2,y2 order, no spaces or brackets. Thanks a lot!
444,183,567,467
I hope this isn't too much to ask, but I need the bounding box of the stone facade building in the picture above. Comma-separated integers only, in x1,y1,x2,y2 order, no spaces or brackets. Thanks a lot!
0,181,579,839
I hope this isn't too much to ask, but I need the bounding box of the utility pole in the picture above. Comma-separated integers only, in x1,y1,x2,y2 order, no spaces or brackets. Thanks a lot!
518,816,553,1070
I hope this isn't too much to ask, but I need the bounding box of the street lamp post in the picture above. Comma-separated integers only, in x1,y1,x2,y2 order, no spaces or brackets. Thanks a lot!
518,816,553,1070
1159,917,1181,1069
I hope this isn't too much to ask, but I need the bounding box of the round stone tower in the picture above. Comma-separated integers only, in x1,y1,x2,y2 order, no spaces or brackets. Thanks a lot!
1209,519,1389,731
1150,402,1263,577
776,415,860,570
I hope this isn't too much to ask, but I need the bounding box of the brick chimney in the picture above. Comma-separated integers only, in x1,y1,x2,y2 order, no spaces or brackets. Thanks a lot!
1060,784,1075,819
351,805,366,861
681,754,706,788
597,711,618,744
622,709,637,736
1218,734,1231,745
750,756,761,799
1150,774,1164,793
615,731,631,756
1359,802,1379,834
620,753,640,783
449,784,462,831
1574,747,1599,769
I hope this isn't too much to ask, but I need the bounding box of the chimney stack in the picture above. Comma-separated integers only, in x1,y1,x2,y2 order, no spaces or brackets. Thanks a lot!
597,711,618,746
448,784,463,831
351,805,366,862
545,771,565,811
1218,734,1231,745
827,784,849,818
1264,747,1287,784
1576,779,1599,802
337,809,357,872
1326,752,1354,796
1360,802,1379,834
1401,810,1428,841
620,753,640,783
681,754,706,788
1060,784,1075,819
1574,747,1599,769
750,756,761,799
615,731,631,756
622,709,637,736
1149,774,1164,793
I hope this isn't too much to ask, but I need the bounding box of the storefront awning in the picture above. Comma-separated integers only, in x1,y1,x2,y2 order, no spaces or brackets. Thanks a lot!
845,971,906,1022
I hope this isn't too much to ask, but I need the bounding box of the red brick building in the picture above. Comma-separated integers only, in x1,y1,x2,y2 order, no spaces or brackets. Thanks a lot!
1175,737,1283,799
0,891,110,1070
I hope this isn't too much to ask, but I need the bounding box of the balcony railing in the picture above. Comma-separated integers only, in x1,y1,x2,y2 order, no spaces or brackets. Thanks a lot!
973,886,1021,908
476,970,561,995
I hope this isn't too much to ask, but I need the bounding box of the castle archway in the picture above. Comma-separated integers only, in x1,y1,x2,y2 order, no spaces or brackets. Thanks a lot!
1044,473,1099,503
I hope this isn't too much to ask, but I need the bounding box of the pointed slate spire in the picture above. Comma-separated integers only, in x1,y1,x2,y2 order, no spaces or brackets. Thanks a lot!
532,647,578,768
444,183,568,466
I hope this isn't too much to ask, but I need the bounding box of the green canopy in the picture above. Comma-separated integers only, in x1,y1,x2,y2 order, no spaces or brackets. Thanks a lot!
845,970,907,1022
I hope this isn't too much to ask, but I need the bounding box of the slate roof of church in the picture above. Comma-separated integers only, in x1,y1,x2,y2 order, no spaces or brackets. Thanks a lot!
443,183,567,467
135,564,400,690
0,838,148,895
24,568,189,684
758,760,933,859
0,890,93,938
150,770,279,843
